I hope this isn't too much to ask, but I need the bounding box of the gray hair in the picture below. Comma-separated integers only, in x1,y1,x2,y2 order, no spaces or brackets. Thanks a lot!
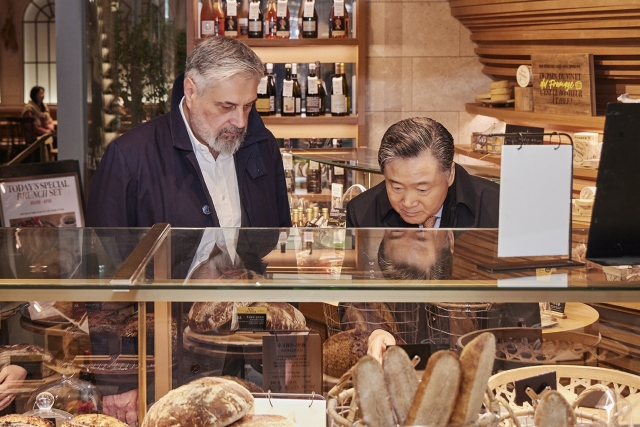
185,37,264,93
378,117,454,174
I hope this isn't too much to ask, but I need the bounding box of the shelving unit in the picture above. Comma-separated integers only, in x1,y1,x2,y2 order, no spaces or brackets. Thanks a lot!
186,0,367,145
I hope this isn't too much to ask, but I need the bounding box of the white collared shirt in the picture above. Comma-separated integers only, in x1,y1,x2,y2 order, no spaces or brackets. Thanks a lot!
184,228,239,282
180,97,241,227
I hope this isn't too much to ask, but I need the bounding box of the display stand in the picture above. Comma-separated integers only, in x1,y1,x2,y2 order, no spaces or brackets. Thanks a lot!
477,133,584,273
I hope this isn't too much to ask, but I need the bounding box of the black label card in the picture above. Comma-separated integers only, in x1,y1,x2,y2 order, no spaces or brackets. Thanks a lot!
85,302,103,311
549,302,566,314
262,332,321,394
236,307,267,331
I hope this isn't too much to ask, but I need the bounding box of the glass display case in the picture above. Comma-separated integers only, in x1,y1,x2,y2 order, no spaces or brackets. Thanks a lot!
1,225,640,425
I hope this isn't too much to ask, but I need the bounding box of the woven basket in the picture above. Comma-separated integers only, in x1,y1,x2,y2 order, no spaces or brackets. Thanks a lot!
488,365,640,427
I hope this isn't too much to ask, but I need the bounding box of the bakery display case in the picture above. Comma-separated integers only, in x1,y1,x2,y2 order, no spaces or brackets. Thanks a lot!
2,224,640,426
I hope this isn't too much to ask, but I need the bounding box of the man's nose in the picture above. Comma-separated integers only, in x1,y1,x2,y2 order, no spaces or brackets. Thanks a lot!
402,191,418,207
230,107,248,129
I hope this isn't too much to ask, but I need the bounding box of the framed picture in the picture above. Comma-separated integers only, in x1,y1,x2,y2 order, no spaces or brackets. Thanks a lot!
0,160,85,227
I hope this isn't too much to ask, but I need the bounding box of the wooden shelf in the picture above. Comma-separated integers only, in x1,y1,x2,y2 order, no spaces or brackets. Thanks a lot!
262,115,358,125
466,103,606,133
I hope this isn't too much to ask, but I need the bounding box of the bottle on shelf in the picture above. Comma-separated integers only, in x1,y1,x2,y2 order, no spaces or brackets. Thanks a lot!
266,63,277,114
282,63,296,116
225,0,240,37
331,62,350,116
283,137,293,151
332,138,343,147
291,63,302,115
201,0,224,37
238,0,250,38
329,0,349,38
248,0,264,38
265,0,278,38
315,61,327,115
256,65,271,116
299,0,318,38
306,160,318,193
282,152,295,194
275,0,291,38
306,63,321,116
332,165,346,186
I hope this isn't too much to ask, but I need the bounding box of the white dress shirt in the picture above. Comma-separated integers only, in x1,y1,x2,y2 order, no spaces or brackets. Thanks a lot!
180,98,241,227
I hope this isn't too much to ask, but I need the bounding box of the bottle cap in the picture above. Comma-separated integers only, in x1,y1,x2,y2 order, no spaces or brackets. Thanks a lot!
309,63,316,71
285,63,292,69
266,63,274,72
292,63,298,74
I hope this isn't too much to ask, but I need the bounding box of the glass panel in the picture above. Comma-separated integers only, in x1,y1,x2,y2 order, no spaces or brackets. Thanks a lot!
37,64,49,89
49,66,57,104
24,4,38,21
24,64,37,103
23,23,36,62
295,147,381,173
36,22,49,61
49,23,56,62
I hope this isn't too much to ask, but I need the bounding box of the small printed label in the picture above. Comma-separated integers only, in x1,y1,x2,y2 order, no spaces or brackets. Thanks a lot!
225,16,238,36
307,76,318,93
249,3,260,19
303,1,315,17
227,1,238,16
282,97,295,114
333,0,344,17
201,20,216,36
282,153,293,170
277,0,288,17
283,80,293,97
332,77,343,95
310,161,319,169
303,231,314,242
237,306,267,331
249,20,262,31
269,96,275,112
306,96,320,113
295,98,301,113
256,98,270,112
239,18,249,35
331,94,346,113
257,76,268,94
334,166,344,175
331,182,343,198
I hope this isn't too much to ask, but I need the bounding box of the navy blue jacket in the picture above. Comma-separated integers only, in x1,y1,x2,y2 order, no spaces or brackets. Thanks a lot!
86,74,291,228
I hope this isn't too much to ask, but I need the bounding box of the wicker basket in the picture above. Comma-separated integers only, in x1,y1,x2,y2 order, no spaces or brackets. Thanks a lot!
488,365,640,427
426,303,504,349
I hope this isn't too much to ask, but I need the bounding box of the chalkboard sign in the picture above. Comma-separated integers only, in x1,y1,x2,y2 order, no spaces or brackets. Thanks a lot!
549,302,566,315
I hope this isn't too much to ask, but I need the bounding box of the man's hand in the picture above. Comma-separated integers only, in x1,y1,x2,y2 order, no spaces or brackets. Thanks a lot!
0,365,28,410
367,329,396,364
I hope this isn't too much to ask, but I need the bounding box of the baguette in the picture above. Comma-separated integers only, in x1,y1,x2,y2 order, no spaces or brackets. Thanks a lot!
405,350,461,427
383,345,418,425
353,355,396,427
534,390,576,427
448,332,496,426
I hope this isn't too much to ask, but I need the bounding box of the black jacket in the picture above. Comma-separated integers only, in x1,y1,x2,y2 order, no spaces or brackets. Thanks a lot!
346,163,499,228
86,74,291,228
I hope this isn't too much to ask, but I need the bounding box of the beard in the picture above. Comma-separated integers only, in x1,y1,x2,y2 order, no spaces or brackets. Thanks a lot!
190,107,247,156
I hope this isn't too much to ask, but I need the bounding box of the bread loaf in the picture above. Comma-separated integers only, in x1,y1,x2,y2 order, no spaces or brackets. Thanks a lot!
383,345,418,425
0,415,53,427
248,302,306,330
448,332,496,426
188,302,252,333
61,414,130,427
141,377,254,427
322,329,369,378
220,375,265,393
232,414,296,426
353,355,397,427
534,390,576,427
405,350,461,427
344,303,398,333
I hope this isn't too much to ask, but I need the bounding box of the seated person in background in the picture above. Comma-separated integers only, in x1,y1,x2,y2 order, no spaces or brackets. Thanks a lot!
346,117,499,228
21,86,56,137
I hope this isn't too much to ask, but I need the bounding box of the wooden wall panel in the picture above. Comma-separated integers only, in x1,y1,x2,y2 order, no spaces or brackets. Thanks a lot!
449,1,640,115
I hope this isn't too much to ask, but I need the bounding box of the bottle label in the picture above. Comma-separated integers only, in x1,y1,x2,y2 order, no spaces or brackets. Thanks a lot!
282,97,295,114
277,0,288,17
239,18,249,35
310,160,319,169
269,96,275,112
227,1,238,16
302,20,316,32
202,20,216,36
332,77,343,95
306,96,320,113
283,154,293,170
249,2,260,19
257,76,268,94
283,80,293,97
256,98,270,112
334,166,344,175
276,17,290,36
303,0,315,17
307,76,318,94
225,16,238,36
269,20,277,36
333,0,344,17
249,20,262,31
286,176,293,188
330,16,346,36
331,94,346,113
295,98,301,113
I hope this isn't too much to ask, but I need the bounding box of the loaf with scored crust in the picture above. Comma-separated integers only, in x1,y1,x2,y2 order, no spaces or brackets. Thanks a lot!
353,355,396,427
383,345,418,425
534,390,576,427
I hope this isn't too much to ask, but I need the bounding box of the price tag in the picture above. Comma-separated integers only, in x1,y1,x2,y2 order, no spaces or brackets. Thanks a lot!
227,1,238,16
283,80,293,97
307,76,318,94
309,160,319,169
249,2,260,19
303,0,315,17
282,152,293,170
262,332,322,394
332,77,343,95
236,306,268,331
303,231,314,242
257,76,268,94
277,0,288,17
278,231,288,243
334,166,344,175
333,229,346,244
333,0,344,17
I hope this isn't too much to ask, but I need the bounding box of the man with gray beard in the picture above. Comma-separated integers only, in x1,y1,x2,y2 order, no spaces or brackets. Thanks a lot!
86,36,291,228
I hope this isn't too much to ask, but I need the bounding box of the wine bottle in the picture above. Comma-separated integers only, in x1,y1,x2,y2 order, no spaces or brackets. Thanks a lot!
224,0,239,37
306,63,321,116
256,66,271,116
331,62,350,116
329,0,348,38
332,165,346,187
283,152,295,194
201,0,217,38
266,62,277,115
248,0,263,37
282,63,295,116
315,61,327,115
275,0,291,39
238,0,250,37
213,0,226,36
299,0,318,38
265,0,278,38
291,63,302,115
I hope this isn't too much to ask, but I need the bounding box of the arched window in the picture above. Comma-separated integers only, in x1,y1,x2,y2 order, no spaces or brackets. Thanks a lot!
23,0,56,104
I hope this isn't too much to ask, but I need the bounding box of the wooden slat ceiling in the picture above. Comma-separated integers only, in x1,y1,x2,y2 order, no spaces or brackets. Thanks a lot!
450,0,640,115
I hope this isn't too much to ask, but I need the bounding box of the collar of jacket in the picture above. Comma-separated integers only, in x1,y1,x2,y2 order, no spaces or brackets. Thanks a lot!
169,73,272,152
377,163,478,226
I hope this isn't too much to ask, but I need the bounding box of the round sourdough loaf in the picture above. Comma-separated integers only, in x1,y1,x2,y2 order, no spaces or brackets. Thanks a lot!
0,414,53,427
61,414,129,427
248,302,306,330
188,302,253,333
322,329,369,378
233,414,296,426
141,377,254,427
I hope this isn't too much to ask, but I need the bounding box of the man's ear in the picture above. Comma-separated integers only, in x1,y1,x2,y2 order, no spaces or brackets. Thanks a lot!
447,230,455,254
447,162,456,187
183,77,197,105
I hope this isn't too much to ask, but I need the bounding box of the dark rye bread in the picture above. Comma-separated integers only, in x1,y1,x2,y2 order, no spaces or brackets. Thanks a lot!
248,302,306,330
141,377,254,427
322,329,369,378
188,302,252,333
0,415,54,427
61,414,129,427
